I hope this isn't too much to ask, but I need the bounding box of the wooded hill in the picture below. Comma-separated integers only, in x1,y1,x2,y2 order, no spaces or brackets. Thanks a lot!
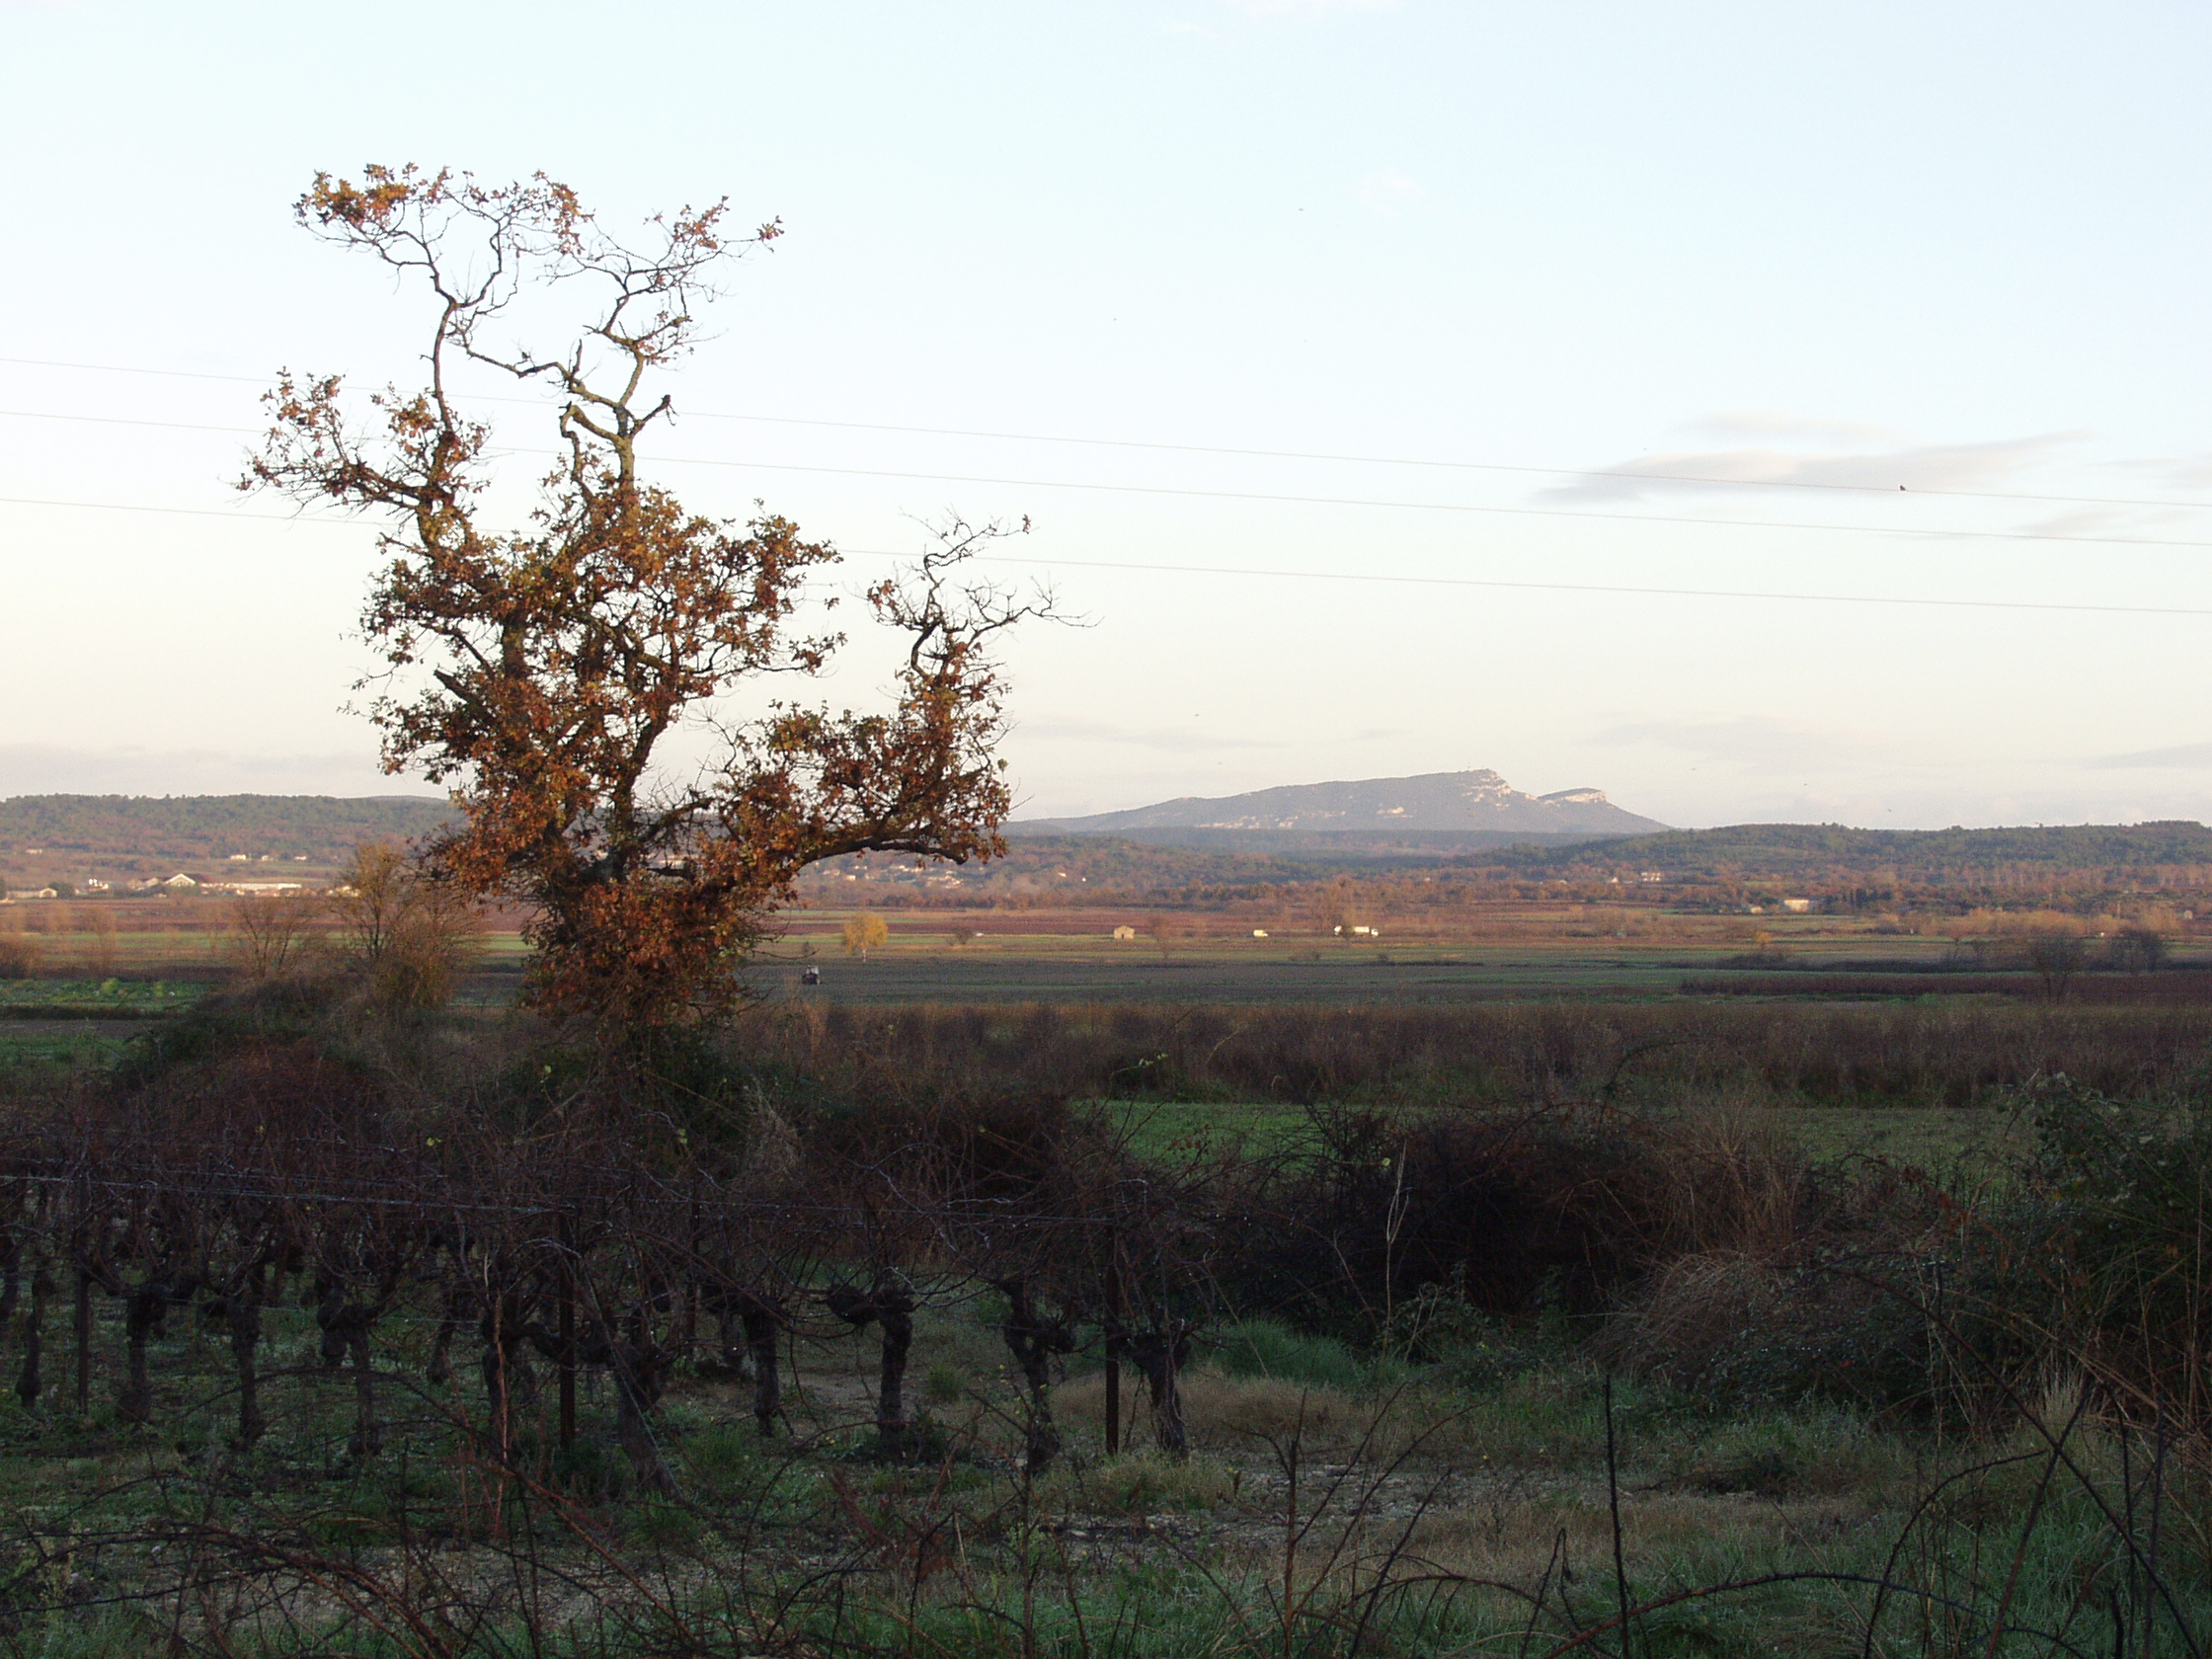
806,820,2212,909
0,795,453,878
1492,822,2212,888
10,795,2208,908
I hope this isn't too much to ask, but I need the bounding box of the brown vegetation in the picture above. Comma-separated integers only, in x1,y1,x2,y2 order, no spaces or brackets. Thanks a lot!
0,988,2204,1654
736,996,2212,1108
245,167,1054,1031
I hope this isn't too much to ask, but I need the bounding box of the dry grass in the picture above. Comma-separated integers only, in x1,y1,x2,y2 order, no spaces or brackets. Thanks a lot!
1397,1486,1880,1584
1647,1107,1819,1259
1055,1368,1372,1451
1602,1253,1792,1386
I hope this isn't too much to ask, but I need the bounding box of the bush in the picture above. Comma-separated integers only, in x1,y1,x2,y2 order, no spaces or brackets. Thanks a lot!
1602,1248,1944,1415
1216,1317,1399,1392
1240,1105,1673,1337
2020,1076,2212,1418
0,933,42,979
331,842,479,1013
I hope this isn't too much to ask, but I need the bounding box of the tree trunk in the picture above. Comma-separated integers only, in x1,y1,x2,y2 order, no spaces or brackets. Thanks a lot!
119,1282,166,1424
1128,1320,1192,1462
230,1268,266,1451
997,1278,1075,1477
427,1282,466,1386
826,1283,916,1456
876,1299,914,1452
742,1298,782,1439
73,1271,91,1416
348,1327,381,1459
15,1262,48,1408
609,1341,673,1495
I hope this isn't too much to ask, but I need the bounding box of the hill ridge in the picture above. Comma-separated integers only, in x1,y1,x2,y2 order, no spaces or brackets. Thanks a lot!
1012,767,1667,838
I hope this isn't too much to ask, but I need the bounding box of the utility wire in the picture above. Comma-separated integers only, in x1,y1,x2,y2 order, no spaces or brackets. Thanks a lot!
3,407,2208,551
973,552,2212,620
0,491,2205,619
651,453,2212,551
5,353,2207,514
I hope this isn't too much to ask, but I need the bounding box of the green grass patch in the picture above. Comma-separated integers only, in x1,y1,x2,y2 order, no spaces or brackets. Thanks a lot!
0,978,200,1012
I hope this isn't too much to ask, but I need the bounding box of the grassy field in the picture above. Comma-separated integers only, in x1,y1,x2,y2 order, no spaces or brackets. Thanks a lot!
0,927,2205,1655
7,895,2204,1005
1094,1094,2038,1170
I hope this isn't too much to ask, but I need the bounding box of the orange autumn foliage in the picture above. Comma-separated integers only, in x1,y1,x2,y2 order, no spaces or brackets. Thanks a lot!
248,166,1052,1028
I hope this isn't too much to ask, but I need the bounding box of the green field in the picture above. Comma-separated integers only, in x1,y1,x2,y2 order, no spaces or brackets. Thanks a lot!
1098,1094,2036,1169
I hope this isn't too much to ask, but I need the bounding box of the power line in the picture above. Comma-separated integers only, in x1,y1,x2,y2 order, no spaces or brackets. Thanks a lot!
974,551,2212,619
2,491,2205,618
649,453,2212,552
6,352,2207,515
4,405,2209,552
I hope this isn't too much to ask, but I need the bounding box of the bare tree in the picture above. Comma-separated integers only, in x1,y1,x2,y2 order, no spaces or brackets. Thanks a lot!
2025,929,2087,1001
330,842,479,1010
224,897,327,985
87,908,118,978
2108,925,2167,974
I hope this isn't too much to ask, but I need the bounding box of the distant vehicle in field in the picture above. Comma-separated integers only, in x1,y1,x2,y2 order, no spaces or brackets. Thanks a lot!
801,968,822,986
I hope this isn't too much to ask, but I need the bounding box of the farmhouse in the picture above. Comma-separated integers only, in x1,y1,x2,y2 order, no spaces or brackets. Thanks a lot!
1112,925,1137,941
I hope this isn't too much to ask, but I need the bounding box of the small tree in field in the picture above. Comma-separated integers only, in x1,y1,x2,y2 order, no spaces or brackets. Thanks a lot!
2108,924,2167,974
225,897,326,985
839,912,889,958
247,167,1051,1031
88,908,118,978
332,843,478,1011
2025,928,2087,1001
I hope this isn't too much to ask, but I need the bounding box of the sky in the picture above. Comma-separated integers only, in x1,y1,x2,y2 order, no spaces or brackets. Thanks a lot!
1,0,2208,830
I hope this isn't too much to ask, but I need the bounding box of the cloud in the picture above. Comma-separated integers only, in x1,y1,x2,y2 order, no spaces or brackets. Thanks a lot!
1224,0,1393,16
2114,453,2212,492
2014,505,2195,541
1541,430,2078,504
2084,741,2212,771
1356,169,1427,214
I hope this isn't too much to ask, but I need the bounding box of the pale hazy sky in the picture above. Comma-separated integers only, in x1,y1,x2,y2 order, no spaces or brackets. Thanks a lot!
2,1,2208,830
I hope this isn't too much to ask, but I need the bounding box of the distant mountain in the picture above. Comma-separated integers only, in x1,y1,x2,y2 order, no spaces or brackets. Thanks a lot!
1491,821,2212,883
1009,769,1667,843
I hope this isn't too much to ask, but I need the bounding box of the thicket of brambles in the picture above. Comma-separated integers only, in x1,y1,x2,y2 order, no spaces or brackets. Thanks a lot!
0,977,2206,1653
